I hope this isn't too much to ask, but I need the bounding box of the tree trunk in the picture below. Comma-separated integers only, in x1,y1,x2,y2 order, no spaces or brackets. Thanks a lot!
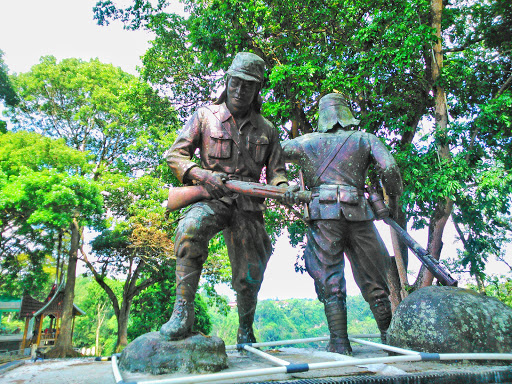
414,0,453,288
115,299,132,353
95,302,106,356
46,218,81,358
387,257,403,311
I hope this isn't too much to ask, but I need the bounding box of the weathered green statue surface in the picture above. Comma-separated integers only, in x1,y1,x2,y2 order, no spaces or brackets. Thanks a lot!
161,52,289,344
282,93,403,355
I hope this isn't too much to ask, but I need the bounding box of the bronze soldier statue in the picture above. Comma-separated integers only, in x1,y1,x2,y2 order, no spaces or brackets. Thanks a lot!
282,93,403,355
161,52,291,344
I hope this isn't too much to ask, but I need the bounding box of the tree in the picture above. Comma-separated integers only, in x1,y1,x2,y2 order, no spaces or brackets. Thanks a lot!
0,131,103,357
94,0,512,306
5,56,179,356
0,50,18,133
73,276,119,356
81,174,175,352
439,0,512,288
0,131,100,298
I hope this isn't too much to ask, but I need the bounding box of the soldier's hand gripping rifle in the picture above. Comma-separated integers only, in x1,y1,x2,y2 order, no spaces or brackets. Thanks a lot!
166,180,311,212
167,181,457,287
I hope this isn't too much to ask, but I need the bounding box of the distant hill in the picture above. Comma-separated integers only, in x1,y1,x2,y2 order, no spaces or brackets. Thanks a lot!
209,295,378,346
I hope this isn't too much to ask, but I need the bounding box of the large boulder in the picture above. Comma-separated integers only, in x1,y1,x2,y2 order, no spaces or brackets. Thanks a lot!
388,286,512,353
119,332,228,375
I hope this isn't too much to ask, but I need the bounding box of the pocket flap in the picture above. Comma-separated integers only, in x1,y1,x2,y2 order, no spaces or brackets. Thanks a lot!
319,186,338,203
210,129,230,140
338,186,359,205
248,136,269,145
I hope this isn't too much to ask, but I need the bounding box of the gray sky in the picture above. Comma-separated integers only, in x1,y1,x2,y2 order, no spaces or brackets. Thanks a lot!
0,0,153,75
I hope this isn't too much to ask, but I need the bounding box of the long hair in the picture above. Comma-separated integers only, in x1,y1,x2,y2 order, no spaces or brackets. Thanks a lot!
214,76,263,113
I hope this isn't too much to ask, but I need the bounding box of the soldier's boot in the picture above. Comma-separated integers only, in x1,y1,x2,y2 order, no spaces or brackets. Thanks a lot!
324,296,352,356
370,297,392,344
160,259,201,341
236,292,258,348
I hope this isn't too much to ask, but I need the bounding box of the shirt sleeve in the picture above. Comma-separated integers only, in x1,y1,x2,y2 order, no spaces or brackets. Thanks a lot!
265,124,289,186
164,110,202,184
281,138,303,164
369,134,403,196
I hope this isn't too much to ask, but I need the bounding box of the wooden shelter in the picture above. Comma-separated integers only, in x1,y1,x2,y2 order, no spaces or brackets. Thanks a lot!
19,282,85,350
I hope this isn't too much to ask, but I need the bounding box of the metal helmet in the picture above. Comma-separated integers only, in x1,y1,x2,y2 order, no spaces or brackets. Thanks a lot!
317,93,360,133
226,52,265,83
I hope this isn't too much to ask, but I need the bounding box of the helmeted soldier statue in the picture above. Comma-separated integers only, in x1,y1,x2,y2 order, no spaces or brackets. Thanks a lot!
161,52,290,344
282,93,403,355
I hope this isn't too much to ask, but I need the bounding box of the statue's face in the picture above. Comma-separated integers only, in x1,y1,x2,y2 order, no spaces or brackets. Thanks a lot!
226,76,259,115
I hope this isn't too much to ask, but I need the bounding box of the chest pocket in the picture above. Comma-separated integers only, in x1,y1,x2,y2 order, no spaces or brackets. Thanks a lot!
208,130,232,159
247,136,269,164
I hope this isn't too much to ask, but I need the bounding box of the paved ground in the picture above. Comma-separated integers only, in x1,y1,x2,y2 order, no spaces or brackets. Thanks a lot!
1,345,511,384
0,358,115,384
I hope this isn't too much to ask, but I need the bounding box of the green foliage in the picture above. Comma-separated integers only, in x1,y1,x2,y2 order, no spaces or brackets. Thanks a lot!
0,131,102,296
73,276,120,356
0,131,92,177
0,50,19,107
483,276,512,308
6,56,179,178
209,296,377,346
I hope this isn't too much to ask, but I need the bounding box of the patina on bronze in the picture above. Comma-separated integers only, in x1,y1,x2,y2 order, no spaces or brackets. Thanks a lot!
282,93,403,355
161,52,291,345
167,181,457,287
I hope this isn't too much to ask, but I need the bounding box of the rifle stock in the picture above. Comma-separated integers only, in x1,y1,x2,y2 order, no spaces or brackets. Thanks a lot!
166,180,311,212
167,185,211,212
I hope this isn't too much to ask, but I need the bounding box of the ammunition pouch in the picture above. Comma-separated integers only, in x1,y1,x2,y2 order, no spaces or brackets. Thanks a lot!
309,185,374,221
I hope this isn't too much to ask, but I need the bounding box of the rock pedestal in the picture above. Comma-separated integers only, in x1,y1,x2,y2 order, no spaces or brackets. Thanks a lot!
388,286,512,353
118,332,228,375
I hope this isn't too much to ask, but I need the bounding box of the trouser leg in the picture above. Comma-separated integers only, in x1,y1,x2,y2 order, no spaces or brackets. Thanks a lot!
236,292,258,346
345,220,392,343
369,296,392,343
223,209,272,346
160,258,201,340
304,220,352,355
160,201,230,340
324,295,352,355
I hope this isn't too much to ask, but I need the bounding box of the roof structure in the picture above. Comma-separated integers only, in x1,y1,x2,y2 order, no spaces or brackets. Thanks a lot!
19,282,85,319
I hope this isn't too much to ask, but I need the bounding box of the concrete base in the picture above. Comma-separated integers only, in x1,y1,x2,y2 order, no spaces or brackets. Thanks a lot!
118,332,228,375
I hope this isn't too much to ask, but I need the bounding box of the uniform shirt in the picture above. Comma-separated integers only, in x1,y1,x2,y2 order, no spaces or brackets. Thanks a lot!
282,129,403,220
165,102,288,211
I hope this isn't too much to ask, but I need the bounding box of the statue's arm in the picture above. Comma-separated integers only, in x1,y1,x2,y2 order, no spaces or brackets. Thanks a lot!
164,111,203,184
369,135,403,197
281,138,303,164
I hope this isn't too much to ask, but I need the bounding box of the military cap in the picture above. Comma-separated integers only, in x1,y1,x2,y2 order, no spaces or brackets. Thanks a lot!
226,52,265,83
318,93,360,133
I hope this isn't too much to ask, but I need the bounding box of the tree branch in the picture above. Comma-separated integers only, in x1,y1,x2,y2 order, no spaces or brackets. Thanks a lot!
496,73,512,97
80,245,121,317
443,37,485,53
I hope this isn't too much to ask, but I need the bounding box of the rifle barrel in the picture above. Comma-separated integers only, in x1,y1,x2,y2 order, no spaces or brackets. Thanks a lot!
383,217,458,287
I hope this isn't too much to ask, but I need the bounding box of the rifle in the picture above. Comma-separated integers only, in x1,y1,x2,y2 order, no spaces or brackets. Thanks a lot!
367,191,458,287
382,216,458,287
167,180,458,287
166,180,311,212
